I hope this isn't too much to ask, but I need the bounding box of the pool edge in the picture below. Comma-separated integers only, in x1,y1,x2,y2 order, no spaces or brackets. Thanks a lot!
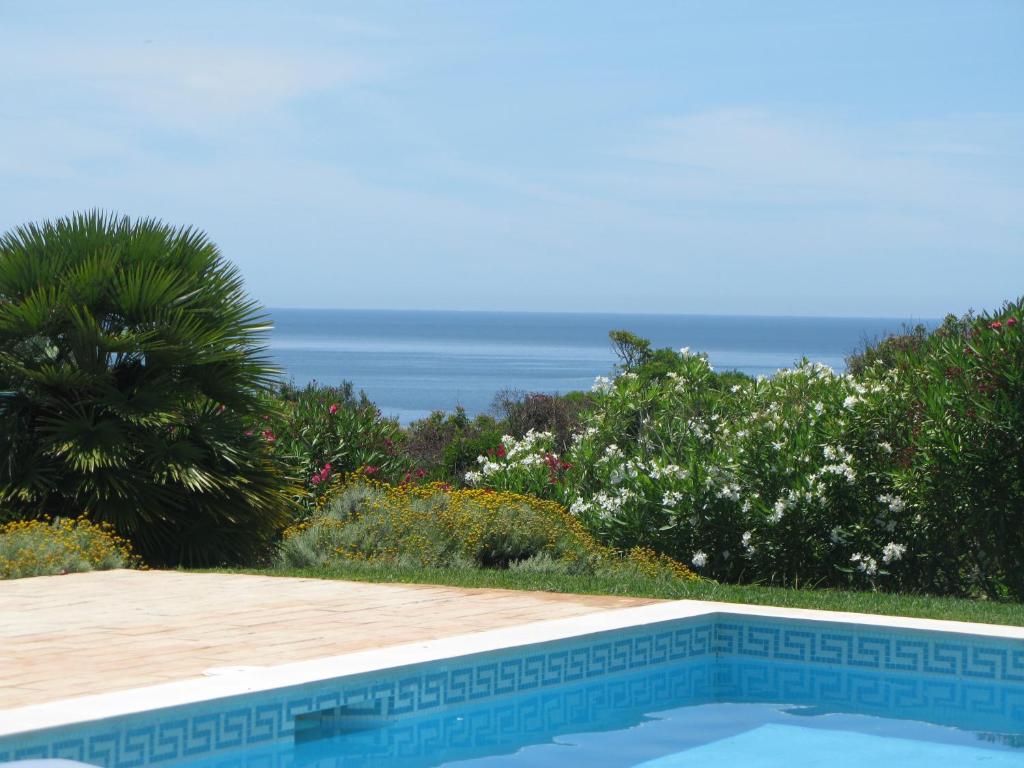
2,598,1022,739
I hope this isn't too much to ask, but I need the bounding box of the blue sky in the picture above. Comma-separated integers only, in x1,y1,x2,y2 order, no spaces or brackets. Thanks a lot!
1,1,1021,317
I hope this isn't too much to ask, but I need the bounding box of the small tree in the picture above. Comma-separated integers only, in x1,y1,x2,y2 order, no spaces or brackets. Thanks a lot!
609,329,652,370
0,212,295,565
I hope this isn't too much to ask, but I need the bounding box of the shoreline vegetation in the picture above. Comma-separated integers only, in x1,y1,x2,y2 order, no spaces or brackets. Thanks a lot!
2,215,1022,624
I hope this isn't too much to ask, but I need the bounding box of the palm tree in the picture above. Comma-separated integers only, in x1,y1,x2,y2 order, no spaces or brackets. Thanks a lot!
0,212,295,565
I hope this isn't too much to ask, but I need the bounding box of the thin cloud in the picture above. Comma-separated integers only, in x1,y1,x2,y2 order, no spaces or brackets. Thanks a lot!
4,40,374,127
616,109,1024,221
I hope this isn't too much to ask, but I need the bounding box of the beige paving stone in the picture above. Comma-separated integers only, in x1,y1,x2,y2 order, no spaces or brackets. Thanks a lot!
0,569,655,711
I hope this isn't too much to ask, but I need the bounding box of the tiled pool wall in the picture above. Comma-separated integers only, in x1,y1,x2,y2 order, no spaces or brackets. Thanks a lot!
3,614,1023,768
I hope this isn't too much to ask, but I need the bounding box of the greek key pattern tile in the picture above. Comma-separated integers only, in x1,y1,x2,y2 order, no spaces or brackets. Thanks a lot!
3,617,1023,768
712,619,1024,682
0,621,714,768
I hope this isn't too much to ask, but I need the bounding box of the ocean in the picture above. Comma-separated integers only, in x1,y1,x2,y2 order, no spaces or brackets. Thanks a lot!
267,309,932,424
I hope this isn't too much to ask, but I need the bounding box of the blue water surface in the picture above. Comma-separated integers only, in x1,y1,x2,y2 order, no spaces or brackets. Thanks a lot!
174,656,1024,768
267,309,935,422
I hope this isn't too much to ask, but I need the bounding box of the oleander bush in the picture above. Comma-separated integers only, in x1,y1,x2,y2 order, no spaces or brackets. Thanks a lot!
0,212,295,565
259,381,407,517
467,300,1024,599
277,479,697,581
0,518,139,579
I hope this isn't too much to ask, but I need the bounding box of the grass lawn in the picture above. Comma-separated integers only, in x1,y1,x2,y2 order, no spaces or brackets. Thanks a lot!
207,562,1024,628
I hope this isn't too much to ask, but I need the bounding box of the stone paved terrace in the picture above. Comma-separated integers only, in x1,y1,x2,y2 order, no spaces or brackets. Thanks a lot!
0,570,655,711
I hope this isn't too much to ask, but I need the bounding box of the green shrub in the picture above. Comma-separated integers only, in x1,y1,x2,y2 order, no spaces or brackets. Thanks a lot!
260,381,407,516
883,302,1024,597
0,518,139,579
277,480,698,581
404,407,504,483
492,389,594,453
468,299,1024,599
0,212,295,565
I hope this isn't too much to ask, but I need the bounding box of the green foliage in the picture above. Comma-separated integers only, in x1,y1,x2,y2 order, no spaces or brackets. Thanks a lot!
0,212,295,565
404,407,504,483
1,517,139,579
469,299,1024,599
277,480,697,581
609,329,652,370
492,389,594,453
260,380,407,515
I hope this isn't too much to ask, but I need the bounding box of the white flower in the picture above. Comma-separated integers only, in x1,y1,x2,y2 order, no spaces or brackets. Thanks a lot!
464,471,482,485
772,440,784,451
741,531,755,553
877,493,905,514
850,552,878,576
679,346,691,357
882,542,906,564
665,464,688,480
662,490,684,508
569,498,589,516
591,375,614,394
730,384,742,393
691,550,708,568
814,402,825,415
878,441,893,454
769,499,787,523
843,395,860,410
830,526,844,544
717,483,741,502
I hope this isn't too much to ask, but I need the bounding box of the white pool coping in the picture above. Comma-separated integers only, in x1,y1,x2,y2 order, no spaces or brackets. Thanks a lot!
2,599,1023,739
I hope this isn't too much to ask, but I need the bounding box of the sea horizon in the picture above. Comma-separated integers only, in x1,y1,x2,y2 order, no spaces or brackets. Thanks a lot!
265,308,937,424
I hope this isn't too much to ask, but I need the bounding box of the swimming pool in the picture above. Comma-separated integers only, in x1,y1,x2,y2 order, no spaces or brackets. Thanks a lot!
2,606,1023,767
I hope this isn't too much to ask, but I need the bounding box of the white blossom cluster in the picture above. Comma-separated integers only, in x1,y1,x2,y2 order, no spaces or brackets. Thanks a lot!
816,445,856,483
850,552,878,576
741,531,755,554
464,429,556,485
662,490,684,508
569,488,636,520
877,493,905,514
882,542,906,564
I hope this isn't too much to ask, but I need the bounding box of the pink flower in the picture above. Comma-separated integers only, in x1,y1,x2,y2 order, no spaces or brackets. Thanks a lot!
1008,317,1018,327
496,444,507,458
990,321,1003,330
329,403,339,415
364,465,379,476
261,429,276,443
310,474,322,486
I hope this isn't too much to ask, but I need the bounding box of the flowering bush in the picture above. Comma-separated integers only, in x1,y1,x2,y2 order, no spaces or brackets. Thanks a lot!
277,479,698,581
259,381,409,516
0,518,139,579
467,299,1024,599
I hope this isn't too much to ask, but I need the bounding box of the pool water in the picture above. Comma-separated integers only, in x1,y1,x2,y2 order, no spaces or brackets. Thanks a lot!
171,657,1024,768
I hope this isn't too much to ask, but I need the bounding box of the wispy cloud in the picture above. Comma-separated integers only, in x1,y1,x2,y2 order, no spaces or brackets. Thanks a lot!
6,42,372,127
